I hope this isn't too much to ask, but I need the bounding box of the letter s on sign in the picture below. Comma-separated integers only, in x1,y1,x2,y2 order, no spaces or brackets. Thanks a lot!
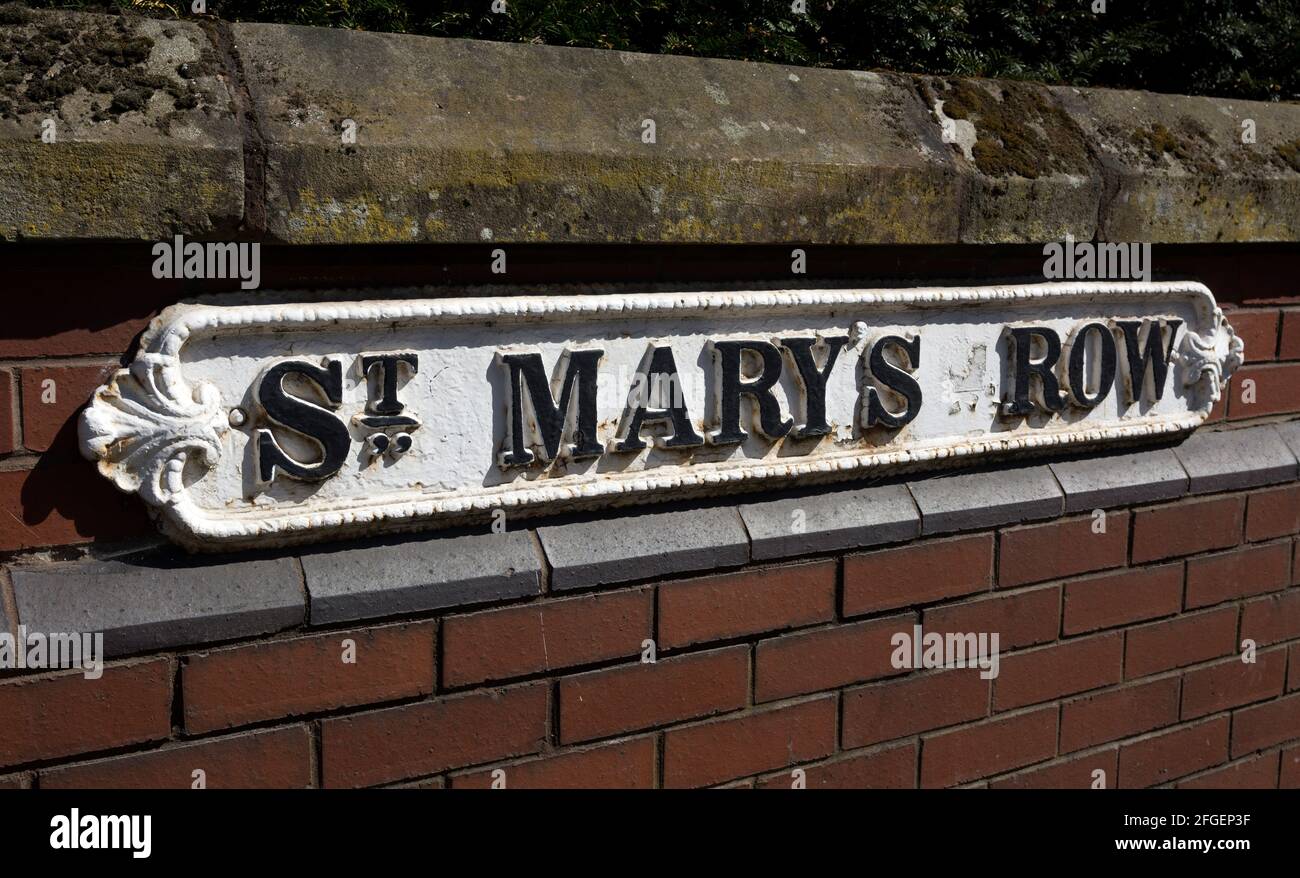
254,358,351,484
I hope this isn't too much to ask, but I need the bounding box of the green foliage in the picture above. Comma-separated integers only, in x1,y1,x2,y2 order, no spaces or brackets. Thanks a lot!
20,0,1300,101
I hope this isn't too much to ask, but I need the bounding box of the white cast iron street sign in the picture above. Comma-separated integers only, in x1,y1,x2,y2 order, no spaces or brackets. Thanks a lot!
81,282,1242,549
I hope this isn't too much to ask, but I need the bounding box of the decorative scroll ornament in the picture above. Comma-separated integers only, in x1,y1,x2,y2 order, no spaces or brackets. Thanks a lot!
1175,306,1245,404
79,352,227,508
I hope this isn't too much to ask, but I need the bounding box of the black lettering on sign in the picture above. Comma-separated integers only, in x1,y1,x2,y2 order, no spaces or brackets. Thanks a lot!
1002,326,1067,416
708,340,793,445
360,352,418,418
863,335,923,429
613,345,703,452
1116,319,1182,404
255,358,351,483
781,336,849,439
1063,322,1117,408
498,348,604,466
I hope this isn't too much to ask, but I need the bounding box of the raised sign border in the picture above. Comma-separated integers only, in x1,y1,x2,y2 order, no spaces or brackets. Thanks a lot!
81,281,1242,549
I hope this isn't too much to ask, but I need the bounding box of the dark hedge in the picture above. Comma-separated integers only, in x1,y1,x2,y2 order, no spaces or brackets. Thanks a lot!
18,0,1300,101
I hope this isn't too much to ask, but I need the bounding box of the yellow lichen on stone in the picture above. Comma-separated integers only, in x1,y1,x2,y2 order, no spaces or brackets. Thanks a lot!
289,189,420,243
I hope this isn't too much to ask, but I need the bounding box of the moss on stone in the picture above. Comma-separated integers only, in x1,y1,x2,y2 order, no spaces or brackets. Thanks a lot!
928,78,1091,179
1130,119,1222,174
0,9,212,127
1275,140,1300,172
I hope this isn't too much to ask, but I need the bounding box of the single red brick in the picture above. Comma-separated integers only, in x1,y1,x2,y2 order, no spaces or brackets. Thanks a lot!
923,585,1060,650
1185,541,1290,609
1224,308,1279,363
920,706,1057,788
756,742,916,789
1131,496,1243,564
842,534,992,616
0,660,172,770
1060,676,1181,753
442,588,651,687
753,613,914,703
989,748,1118,789
450,737,656,789
1240,589,1300,647
1063,564,1183,635
559,646,748,744
1280,309,1300,360
1125,606,1239,679
659,561,834,650
1118,717,1230,788
1291,643,1300,692
1228,363,1300,419
38,726,313,789
842,669,989,749
662,695,836,788
1282,745,1300,788
0,311,150,359
0,465,151,552
1182,648,1287,720
1231,692,1300,757
994,633,1123,711
0,369,15,455
998,513,1129,588
1177,752,1279,789
20,363,117,453
321,682,548,788
1245,486,1300,542
182,623,435,733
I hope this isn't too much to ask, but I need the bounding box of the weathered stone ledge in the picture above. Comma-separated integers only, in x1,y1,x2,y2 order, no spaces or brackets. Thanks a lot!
3,8,1300,245
4,421,1296,658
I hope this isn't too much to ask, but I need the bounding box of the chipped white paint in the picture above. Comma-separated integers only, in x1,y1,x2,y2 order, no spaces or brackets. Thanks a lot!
81,282,1240,550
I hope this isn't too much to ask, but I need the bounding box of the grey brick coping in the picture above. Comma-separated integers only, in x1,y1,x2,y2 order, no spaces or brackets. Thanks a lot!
909,465,1064,535
1050,448,1189,513
9,557,303,658
1174,426,1299,494
538,508,750,592
4,8,1300,244
6,422,1297,655
1270,421,1300,466
301,530,544,625
740,484,919,562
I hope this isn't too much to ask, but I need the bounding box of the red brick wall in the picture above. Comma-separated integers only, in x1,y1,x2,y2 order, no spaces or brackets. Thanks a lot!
1,475,1298,788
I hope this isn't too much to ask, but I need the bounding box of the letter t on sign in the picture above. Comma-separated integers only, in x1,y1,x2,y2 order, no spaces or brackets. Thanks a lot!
360,353,418,416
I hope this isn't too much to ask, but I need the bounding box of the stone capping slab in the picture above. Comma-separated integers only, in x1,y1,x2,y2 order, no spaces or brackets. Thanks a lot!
1050,448,1189,514
1053,85,1300,244
300,530,543,626
908,465,1064,535
3,422,1296,656
537,508,750,592
9,557,303,658
1173,426,1300,495
0,9,243,241
740,484,919,562
3,9,1300,243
